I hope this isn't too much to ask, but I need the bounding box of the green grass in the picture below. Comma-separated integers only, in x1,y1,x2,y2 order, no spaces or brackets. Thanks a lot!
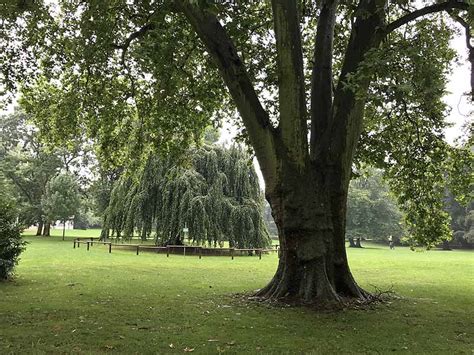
1,234,473,354
22,228,103,239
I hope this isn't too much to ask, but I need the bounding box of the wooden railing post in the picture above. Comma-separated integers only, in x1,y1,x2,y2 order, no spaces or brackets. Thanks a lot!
109,243,112,253
87,242,90,251
136,245,140,255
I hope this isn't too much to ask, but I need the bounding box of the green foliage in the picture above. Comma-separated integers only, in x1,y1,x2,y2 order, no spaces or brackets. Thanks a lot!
0,110,63,226
346,169,405,240
1,110,95,233
103,145,271,248
73,209,101,230
356,19,472,247
0,196,26,281
263,201,278,237
444,188,474,246
42,173,81,224
1,1,471,249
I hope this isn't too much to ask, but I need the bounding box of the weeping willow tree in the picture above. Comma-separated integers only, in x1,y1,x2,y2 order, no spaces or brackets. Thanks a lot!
101,145,271,249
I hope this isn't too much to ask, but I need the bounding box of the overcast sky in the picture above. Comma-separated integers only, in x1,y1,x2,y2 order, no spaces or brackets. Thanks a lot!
444,31,472,144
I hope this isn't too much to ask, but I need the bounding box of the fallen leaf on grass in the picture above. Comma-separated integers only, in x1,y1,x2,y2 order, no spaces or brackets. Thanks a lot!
169,343,174,348
207,339,219,342
183,347,195,352
226,341,236,346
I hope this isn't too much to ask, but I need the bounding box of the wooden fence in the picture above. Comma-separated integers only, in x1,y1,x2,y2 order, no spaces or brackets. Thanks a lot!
73,238,279,259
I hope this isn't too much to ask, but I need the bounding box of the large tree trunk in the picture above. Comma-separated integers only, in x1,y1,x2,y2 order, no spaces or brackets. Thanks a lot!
99,228,109,241
180,0,390,307
35,221,43,236
42,223,50,237
256,164,369,305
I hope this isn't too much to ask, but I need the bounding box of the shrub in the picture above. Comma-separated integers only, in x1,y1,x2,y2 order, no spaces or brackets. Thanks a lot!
0,198,26,281
463,229,474,244
453,230,466,245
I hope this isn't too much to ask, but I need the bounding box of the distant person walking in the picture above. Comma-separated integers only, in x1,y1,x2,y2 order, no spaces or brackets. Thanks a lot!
388,235,394,250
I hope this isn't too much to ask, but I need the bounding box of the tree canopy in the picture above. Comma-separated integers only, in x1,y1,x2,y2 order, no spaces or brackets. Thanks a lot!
3,1,471,245
346,169,404,241
0,109,94,235
0,110,63,233
42,173,81,239
103,144,271,249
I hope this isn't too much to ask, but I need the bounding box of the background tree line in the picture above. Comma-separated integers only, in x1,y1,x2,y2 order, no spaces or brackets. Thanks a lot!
0,109,93,236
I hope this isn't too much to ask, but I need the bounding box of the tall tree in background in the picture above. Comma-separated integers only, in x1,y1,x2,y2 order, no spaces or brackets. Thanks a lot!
2,1,473,304
0,110,63,235
103,145,271,249
346,169,404,242
0,110,93,235
42,173,81,240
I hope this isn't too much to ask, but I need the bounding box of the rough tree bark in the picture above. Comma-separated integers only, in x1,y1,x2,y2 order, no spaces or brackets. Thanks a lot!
35,221,43,236
177,0,470,305
42,223,50,237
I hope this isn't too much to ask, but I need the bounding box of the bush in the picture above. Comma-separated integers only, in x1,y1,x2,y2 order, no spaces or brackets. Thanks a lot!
463,229,474,244
0,198,27,281
453,230,466,243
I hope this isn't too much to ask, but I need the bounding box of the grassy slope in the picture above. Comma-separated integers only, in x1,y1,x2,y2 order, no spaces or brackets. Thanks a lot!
0,235,473,354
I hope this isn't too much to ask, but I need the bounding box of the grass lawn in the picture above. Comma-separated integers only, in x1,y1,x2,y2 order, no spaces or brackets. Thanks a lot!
22,228,104,239
0,234,473,354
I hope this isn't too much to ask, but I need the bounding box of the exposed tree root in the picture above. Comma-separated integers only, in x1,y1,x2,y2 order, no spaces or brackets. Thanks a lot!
243,284,398,312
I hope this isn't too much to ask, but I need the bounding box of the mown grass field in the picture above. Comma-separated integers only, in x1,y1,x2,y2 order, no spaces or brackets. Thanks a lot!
22,228,104,239
0,233,473,354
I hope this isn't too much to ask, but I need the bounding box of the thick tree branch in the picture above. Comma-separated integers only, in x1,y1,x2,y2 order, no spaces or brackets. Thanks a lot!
449,12,472,49
112,22,156,98
449,12,474,101
323,0,387,177
112,22,156,78
310,0,338,160
176,1,279,189
271,0,308,166
6,172,33,203
112,23,155,52
385,0,469,34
